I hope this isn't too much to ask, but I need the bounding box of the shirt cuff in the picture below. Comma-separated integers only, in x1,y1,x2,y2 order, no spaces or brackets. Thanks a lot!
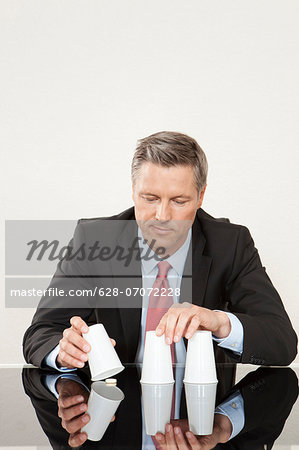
212,311,244,355
44,373,90,399
44,344,77,372
215,390,245,440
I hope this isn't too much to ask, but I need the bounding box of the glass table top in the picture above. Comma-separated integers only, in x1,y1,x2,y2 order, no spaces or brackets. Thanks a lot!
1,364,298,449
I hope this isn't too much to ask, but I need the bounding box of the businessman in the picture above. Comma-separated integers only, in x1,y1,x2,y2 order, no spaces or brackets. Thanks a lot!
23,131,297,371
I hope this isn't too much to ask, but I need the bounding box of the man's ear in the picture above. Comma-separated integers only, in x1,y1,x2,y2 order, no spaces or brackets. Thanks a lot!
197,184,207,209
132,184,135,202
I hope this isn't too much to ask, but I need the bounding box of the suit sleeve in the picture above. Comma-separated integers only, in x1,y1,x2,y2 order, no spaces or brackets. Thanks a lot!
22,222,97,368
226,226,297,365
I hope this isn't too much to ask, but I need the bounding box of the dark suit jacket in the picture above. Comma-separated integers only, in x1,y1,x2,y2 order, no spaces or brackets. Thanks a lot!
215,367,298,449
23,207,297,367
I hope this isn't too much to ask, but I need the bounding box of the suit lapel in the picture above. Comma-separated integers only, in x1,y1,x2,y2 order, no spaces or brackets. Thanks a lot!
112,216,142,361
181,211,212,350
191,211,212,307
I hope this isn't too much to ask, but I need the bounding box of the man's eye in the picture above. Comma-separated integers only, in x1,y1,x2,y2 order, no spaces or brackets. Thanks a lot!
144,197,156,202
174,200,186,205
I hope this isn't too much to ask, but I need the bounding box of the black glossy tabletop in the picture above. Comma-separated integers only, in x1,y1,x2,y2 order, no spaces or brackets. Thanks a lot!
1,364,298,449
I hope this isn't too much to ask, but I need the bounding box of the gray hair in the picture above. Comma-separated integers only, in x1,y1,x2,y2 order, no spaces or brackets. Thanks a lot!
131,131,208,194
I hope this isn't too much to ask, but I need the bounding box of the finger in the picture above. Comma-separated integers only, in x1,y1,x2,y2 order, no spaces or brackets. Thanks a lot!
110,338,116,347
111,415,115,422
60,338,89,362
156,314,168,337
63,328,91,353
58,395,85,409
164,312,180,345
165,423,176,446
173,311,193,343
70,316,89,333
173,426,190,450
185,315,201,339
171,418,190,434
186,431,201,449
58,348,87,369
68,431,88,447
61,413,90,434
155,432,166,447
59,402,88,421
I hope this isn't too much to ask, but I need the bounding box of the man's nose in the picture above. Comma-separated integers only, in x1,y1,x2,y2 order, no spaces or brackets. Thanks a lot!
155,202,171,221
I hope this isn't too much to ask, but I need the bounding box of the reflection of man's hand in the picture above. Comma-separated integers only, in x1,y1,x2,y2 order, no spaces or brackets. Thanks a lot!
156,303,231,344
57,378,90,447
57,378,116,447
155,414,232,449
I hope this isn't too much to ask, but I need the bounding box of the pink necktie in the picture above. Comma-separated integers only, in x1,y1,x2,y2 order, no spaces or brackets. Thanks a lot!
145,261,176,448
145,260,174,333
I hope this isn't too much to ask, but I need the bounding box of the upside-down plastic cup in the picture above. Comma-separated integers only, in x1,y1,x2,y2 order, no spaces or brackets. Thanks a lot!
82,381,125,441
83,324,124,381
184,383,217,435
141,383,174,435
183,331,217,384
140,331,174,384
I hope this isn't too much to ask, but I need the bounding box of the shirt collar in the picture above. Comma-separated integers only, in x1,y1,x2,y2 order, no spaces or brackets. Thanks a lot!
138,227,191,276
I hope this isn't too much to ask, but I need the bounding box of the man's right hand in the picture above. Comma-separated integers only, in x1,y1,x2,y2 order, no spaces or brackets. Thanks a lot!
155,414,232,449
57,316,116,369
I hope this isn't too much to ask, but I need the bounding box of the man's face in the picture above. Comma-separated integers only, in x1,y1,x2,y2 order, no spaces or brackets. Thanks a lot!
132,162,206,256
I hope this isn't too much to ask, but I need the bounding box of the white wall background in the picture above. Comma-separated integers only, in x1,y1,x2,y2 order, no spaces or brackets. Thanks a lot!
1,0,298,364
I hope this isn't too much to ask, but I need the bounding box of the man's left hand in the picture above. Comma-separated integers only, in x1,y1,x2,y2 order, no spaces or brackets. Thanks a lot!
156,303,231,344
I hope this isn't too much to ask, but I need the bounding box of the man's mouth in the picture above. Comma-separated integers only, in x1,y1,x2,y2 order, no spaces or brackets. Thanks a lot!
150,225,173,234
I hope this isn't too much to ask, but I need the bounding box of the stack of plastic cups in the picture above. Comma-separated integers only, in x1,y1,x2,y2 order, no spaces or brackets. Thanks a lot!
140,331,175,435
183,331,218,435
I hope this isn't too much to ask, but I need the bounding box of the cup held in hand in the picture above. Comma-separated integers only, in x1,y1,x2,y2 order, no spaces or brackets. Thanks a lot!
184,330,217,384
83,324,124,381
140,331,174,384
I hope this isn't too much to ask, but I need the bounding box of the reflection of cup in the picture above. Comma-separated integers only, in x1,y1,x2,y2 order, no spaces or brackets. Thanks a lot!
184,331,217,384
141,383,174,435
184,383,217,435
140,331,174,384
82,381,124,441
83,324,124,381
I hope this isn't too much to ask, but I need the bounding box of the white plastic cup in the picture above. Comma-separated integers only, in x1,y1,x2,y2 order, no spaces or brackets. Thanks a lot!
184,382,217,435
82,381,125,441
83,324,124,381
140,331,174,384
184,331,217,384
141,383,174,435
